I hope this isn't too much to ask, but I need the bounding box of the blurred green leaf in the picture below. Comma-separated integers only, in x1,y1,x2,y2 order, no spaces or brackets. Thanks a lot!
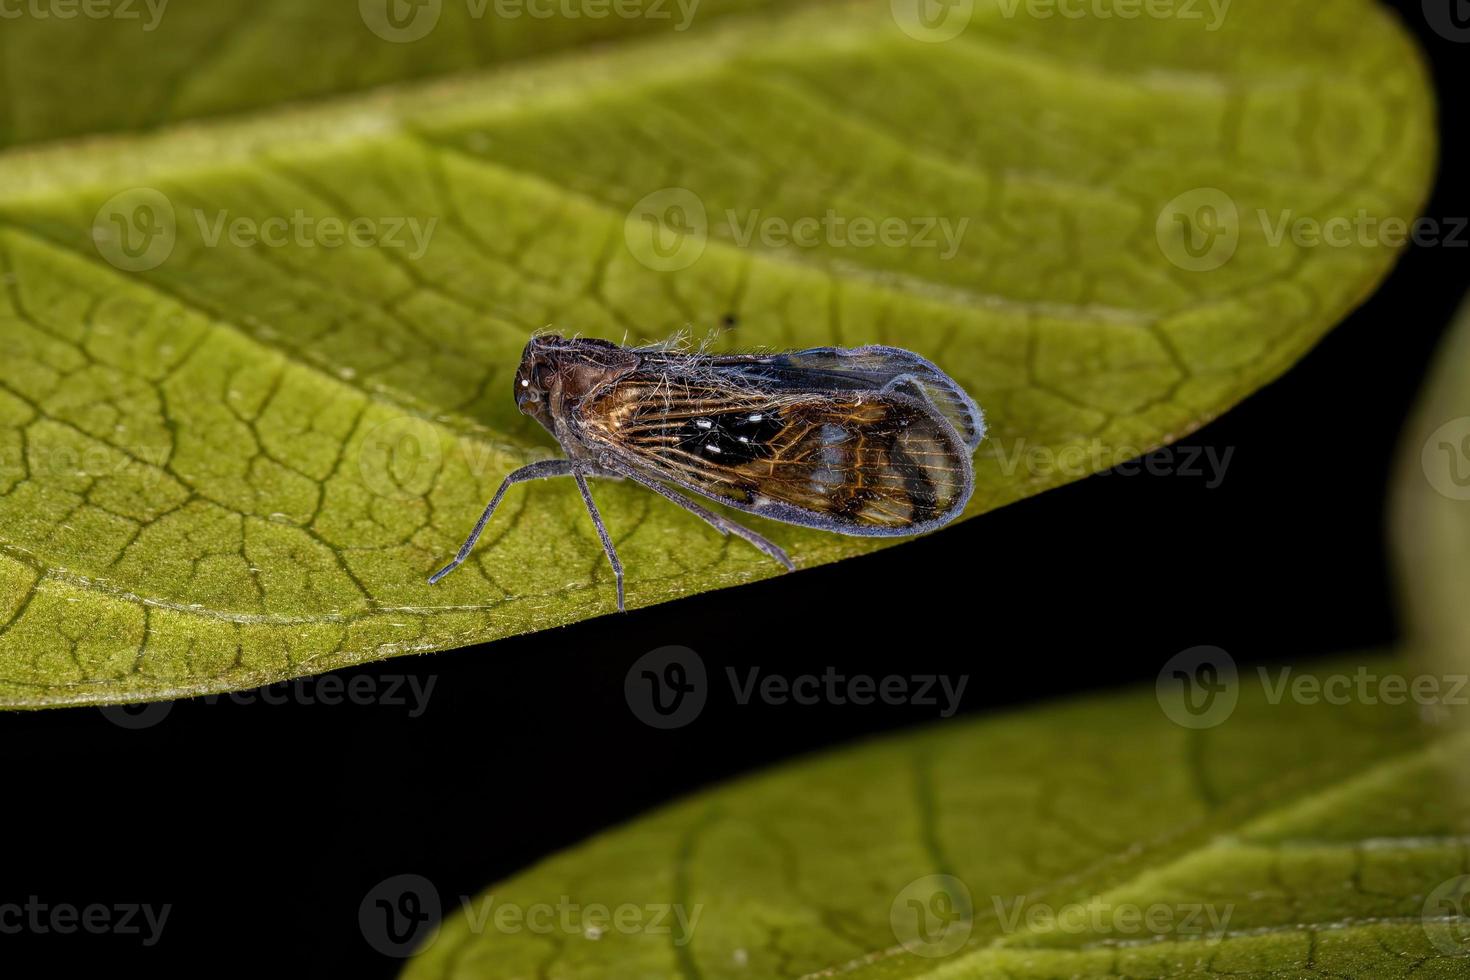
1393,293,1470,688
0,0,787,149
404,654,1470,978
0,0,1435,706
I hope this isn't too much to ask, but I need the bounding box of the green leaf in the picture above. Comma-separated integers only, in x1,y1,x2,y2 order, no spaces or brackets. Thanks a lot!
1392,292,1470,683
0,0,1436,706
402,654,1470,979
0,0,788,150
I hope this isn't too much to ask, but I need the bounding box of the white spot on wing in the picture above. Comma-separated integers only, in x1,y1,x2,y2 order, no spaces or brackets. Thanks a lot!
811,424,848,493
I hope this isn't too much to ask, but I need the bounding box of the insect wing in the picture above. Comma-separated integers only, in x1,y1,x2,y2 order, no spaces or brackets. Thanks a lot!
579,374,974,536
672,345,986,452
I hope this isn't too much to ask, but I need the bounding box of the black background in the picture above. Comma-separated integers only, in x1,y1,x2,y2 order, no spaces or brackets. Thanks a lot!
4,2,1467,975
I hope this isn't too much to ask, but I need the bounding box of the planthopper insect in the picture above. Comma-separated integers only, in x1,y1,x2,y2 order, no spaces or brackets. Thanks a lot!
429,335,986,611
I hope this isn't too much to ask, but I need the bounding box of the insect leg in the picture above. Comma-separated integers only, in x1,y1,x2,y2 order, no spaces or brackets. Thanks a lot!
428,459,574,585
573,469,625,612
613,467,796,572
